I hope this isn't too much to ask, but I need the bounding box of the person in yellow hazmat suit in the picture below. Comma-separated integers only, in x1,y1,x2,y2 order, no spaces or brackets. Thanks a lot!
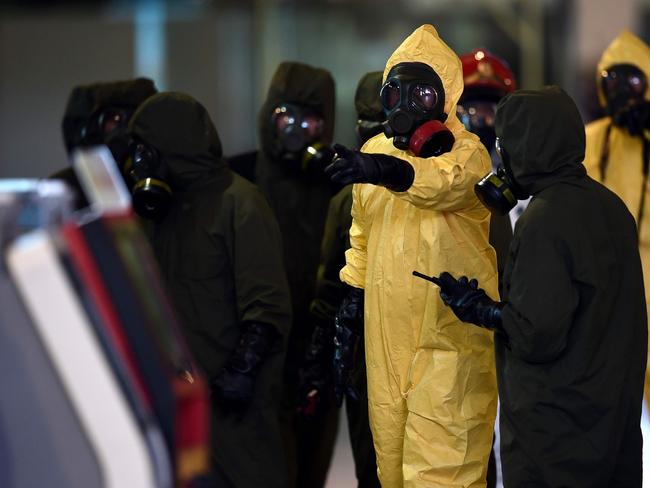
583,30,650,396
325,24,498,487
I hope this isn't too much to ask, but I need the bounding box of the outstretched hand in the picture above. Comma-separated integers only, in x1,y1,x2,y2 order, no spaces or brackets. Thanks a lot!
325,143,415,192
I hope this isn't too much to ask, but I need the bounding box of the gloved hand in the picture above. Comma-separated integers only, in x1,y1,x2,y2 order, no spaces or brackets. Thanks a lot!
413,270,503,332
210,322,278,414
325,144,414,192
613,101,650,137
302,143,336,174
296,322,334,418
333,286,365,406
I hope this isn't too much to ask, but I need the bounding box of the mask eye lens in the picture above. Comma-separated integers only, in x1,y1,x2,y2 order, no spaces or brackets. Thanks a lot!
301,115,324,139
411,84,438,111
273,106,297,132
630,75,645,94
102,113,123,135
99,109,130,136
602,74,617,94
276,114,294,131
602,65,648,100
381,82,400,110
457,102,497,131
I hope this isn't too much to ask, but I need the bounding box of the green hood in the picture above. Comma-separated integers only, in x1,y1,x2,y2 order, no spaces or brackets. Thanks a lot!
495,86,586,195
258,62,336,157
355,71,383,121
61,78,157,153
129,92,225,190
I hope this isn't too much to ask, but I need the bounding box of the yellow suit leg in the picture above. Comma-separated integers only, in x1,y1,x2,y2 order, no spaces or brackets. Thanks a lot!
402,349,497,488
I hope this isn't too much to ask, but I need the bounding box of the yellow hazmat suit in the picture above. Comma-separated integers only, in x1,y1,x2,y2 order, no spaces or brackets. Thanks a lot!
583,31,650,396
340,25,498,488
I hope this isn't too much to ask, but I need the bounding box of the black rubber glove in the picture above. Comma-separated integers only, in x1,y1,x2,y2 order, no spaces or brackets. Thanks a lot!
325,143,414,192
210,322,278,414
333,285,364,406
413,270,504,332
296,322,334,418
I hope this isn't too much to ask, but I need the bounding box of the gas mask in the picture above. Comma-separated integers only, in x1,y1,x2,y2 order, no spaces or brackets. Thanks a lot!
79,106,133,148
457,99,498,153
601,63,650,136
380,62,454,157
123,140,172,220
271,103,334,178
474,138,528,215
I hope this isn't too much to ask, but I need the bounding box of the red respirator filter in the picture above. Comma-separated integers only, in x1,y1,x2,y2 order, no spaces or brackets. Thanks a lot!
409,120,455,158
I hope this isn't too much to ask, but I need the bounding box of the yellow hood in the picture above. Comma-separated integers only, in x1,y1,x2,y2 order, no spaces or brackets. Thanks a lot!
597,30,650,106
383,24,463,121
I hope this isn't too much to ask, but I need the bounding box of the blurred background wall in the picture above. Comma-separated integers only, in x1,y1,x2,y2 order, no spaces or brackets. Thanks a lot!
0,0,647,177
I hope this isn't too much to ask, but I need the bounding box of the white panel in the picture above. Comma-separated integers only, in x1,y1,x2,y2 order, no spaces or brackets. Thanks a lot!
73,146,132,214
7,230,156,488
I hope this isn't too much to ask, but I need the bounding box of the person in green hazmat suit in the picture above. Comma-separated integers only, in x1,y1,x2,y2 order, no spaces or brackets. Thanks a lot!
325,25,498,487
228,61,337,488
125,92,292,488
428,86,646,487
582,31,650,400
297,71,384,488
51,78,157,209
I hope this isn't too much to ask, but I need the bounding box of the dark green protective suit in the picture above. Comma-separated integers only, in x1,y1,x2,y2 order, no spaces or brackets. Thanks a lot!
129,92,292,488
51,78,157,209
495,86,647,487
229,62,337,488
489,208,512,291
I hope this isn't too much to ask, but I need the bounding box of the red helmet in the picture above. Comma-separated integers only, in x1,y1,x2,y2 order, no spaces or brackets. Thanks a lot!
461,48,516,97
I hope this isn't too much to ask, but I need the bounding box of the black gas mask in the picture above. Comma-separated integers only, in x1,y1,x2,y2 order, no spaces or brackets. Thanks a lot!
123,140,172,220
380,62,454,157
457,99,498,153
79,106,133,148
474,138,528,215
601,63,650,136
271,103,335,178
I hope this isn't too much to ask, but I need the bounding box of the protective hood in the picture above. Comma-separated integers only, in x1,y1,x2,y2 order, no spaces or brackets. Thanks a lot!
495,86,586,195
61,78,157,153
597,31,650,106
92,78,157,112
258,62,336,157
129,92,225,190
355,71,383,120
383,24,463,124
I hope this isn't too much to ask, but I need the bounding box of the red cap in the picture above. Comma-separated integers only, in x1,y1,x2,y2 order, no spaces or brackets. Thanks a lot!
461,48,516,96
